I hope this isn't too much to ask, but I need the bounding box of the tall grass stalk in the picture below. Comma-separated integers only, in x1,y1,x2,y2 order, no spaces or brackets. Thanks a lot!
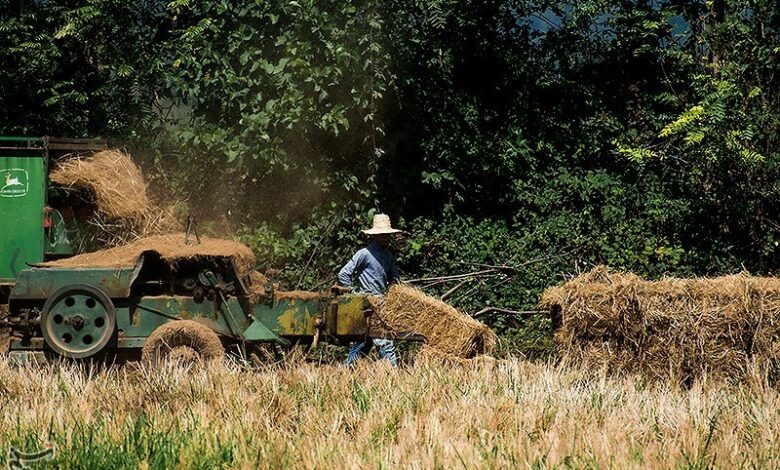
1,357,779,468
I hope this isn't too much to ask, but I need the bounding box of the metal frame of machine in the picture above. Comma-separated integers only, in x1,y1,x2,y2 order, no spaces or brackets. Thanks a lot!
6,251,404,360
0,137,417,362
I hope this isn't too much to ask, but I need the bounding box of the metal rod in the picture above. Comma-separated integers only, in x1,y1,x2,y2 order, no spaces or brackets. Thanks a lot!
296,211,342,290
472,307,542,318
405,269,499,284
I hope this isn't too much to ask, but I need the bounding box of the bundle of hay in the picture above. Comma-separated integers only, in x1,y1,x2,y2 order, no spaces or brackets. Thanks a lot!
541,266,780,382
49,149,177,247
373,284,497,358
43,233,256,276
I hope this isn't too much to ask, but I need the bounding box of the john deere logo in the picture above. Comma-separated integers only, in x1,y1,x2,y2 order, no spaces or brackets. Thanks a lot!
0,169,28,198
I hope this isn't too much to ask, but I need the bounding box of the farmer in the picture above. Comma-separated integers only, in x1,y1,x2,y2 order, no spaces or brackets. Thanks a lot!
338,213,401,366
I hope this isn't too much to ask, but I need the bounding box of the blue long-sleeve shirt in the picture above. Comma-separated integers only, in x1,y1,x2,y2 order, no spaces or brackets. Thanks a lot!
338,241,399,294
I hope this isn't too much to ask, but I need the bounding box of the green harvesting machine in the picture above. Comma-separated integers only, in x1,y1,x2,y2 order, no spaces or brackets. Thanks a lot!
0,137,417,363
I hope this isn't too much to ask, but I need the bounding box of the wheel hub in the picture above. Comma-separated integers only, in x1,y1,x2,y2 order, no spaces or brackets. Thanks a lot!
41,285,116,359
64,314,86,330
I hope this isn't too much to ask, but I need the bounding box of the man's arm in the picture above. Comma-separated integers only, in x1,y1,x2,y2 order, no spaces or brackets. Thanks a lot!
338,250,365,287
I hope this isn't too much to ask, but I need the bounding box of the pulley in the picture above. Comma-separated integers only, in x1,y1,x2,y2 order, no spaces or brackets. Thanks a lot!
40,284,116,359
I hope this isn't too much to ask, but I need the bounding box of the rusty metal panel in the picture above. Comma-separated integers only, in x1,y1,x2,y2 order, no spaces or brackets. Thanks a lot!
274,298,319,335
118,296,252,339
10,266,140,300
334,295,369,336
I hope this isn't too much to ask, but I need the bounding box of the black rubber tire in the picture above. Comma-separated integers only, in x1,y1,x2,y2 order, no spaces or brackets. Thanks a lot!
141,320,224,366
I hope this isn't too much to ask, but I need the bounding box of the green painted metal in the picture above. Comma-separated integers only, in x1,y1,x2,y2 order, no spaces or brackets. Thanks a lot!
10,338,44,350
0,136,44,144
11,266,140,300
270,298,321,336
118,296,255,338
0,136,108,284
41,284,116,358
333,295,369,336
5,284,412,355
7,351,47,366
117,337,146,348
5,251,415,356
0,147,46,283
243,318,281,342
44,209,74,256
249,294,368,340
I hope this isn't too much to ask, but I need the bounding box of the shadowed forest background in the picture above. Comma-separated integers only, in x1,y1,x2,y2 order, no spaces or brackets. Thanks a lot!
2,0,779,354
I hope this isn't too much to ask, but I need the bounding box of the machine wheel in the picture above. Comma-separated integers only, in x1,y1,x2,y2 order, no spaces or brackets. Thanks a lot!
41,284,116,359
141,320,224,366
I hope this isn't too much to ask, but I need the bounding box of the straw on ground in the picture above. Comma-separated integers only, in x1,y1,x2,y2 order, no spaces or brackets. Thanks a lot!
1,357,779,468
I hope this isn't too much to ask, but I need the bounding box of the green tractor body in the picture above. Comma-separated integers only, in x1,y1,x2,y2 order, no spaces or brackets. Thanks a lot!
0,137,107,287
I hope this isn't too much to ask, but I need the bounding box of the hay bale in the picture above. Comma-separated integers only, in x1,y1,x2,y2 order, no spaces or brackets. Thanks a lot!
49,149,177,247
42,233,256,276
374,284,497,358
141,320,225,365
541,266,780,382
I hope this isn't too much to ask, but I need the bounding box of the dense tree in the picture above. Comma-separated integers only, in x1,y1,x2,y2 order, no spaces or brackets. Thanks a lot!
3,0,780,352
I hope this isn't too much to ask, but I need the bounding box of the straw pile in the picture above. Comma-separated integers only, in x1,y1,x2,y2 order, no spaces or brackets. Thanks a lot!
541,266,780,382
246,271,271,303
43,233,256,276
0,304,8,353
414,345,498,367
372,284,497,358
49,149,176,247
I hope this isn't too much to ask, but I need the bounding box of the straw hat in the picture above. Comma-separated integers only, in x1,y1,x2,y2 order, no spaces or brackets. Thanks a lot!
362,214,402,235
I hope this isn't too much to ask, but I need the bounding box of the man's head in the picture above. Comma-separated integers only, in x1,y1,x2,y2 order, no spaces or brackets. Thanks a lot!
362,214,401,246
372,233,393,248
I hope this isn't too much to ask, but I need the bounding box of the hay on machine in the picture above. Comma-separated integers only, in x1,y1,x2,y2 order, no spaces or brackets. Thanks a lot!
43,233,256,276
49,149,176,247
371,284,498,359
541,265,780,382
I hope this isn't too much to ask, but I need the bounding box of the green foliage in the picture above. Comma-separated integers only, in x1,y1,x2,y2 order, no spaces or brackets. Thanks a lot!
152,0,393,225
0,0,168,137
6,0,780,355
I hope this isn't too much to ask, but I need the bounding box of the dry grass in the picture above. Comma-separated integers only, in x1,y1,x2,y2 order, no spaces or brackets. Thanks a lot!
50,149,150,221
1,357,780,468
541,266,780,383
373,284,498,358
49,149,178,247
43,233,256,276
0,305,8,353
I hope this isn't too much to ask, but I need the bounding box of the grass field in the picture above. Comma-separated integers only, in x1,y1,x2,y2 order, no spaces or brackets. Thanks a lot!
1,355,779,469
